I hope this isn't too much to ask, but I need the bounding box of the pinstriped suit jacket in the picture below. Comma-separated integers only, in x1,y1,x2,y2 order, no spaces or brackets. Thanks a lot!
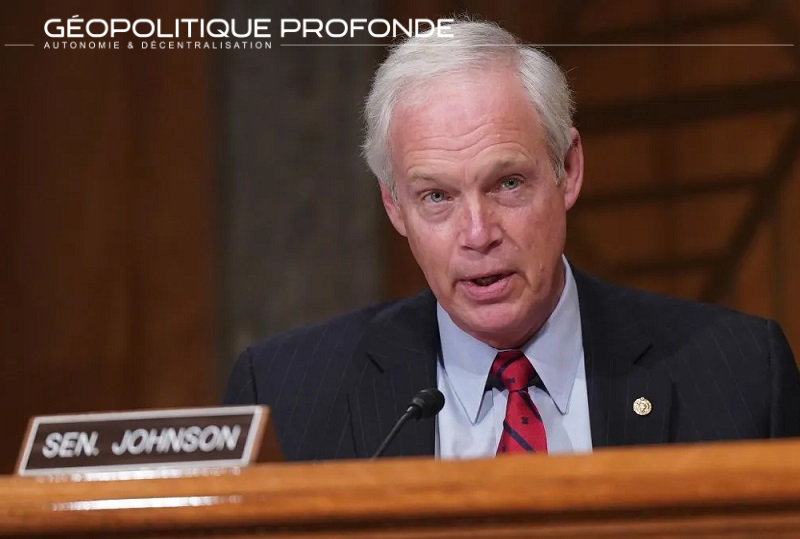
222,269,800,461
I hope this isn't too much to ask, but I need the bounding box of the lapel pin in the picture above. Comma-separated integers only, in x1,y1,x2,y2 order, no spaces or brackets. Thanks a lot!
633,397,652,416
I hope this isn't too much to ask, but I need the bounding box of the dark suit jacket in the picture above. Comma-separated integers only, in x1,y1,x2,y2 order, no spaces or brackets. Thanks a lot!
222,270,800,461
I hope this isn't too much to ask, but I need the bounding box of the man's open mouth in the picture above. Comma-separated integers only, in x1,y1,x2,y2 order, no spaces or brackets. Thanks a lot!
470,273,511,287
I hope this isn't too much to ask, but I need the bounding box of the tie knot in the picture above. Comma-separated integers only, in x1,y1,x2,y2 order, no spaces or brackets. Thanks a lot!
490,350,535,393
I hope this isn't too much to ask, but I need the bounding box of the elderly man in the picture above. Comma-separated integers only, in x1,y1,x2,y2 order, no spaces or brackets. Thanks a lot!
223,20,800,460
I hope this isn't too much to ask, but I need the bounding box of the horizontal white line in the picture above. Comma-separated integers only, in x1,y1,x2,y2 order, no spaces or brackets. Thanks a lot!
31,405,260,424
6,42,795,48
52,495,240,511
5,42,794,48
280,43,795,47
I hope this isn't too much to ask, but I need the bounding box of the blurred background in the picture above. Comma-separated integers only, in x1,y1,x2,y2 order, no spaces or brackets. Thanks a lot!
1,0,799,472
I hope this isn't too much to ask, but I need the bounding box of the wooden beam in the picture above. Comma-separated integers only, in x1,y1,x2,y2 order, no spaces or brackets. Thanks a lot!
572,5,759,45
576,79,800,133
576,175,757,209
612,254,719,279
542,0,588,61
760,0,800,70
701,118,800,302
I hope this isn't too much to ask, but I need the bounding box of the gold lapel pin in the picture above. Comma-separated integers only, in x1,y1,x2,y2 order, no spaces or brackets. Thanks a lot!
633,397,652,416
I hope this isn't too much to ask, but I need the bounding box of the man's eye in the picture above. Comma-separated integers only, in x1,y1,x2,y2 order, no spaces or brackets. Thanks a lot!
425,191,447,203
501,177,521,190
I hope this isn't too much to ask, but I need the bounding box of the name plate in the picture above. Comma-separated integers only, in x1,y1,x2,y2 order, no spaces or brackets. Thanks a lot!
16,406,280,477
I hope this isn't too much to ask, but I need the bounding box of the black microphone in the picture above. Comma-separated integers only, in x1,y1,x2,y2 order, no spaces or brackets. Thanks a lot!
371,388,445,459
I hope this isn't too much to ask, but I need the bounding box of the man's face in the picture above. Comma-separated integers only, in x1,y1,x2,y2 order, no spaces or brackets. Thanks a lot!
382,68,584,349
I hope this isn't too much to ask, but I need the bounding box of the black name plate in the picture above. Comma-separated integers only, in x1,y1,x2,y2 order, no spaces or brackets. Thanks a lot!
16,406,279,477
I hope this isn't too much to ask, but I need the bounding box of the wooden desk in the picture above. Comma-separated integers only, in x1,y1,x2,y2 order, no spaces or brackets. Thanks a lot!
1,439,799,537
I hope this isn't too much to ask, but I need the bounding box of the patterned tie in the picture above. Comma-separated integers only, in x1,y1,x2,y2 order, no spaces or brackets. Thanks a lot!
491,350,548,454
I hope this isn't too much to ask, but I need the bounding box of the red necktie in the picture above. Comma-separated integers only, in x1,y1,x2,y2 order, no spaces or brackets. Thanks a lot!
491,350,548,454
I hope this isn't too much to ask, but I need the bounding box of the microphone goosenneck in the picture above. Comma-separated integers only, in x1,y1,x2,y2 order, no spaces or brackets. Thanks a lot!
371,388,445,459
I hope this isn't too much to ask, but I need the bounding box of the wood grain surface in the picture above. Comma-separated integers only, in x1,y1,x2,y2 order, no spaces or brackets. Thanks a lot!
0,439,799,537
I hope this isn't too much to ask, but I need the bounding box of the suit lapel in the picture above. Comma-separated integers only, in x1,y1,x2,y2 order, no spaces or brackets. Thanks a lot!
346,268,673,455
574,269,674,448
349,290,439,458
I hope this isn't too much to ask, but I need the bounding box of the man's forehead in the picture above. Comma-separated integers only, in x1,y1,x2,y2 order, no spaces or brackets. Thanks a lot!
392,83,542,144
395,68,529,115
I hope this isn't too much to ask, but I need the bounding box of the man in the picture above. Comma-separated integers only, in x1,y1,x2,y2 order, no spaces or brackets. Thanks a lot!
223,20,800,460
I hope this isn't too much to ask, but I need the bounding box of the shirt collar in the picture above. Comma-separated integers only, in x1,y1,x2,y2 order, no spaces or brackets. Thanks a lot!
437,256,584,422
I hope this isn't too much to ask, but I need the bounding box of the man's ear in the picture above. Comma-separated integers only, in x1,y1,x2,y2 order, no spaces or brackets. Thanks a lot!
562,127,584,211
380,183,408,237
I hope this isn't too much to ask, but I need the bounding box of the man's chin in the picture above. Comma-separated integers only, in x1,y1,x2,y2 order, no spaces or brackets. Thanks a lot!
453,304,528,347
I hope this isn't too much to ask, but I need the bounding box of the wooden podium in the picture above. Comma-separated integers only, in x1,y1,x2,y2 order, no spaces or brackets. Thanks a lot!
1,439,799,538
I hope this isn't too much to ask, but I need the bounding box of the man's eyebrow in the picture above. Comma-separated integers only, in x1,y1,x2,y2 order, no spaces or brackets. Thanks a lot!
474,156,536,178
491,156,531,169
407,172,440,184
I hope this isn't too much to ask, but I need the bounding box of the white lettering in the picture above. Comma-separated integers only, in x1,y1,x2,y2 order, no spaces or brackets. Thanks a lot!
143,428,157,452
75,431,98,456
156,19,173,38
40,431,98,458
109,425,242,455
133,19,155,38
183,426,200,451
110,19,130,37
112,428,146,455
221,425,241,450
42,432,61,458
157,428,181,452
58,431,78,457
349,18,366,38
180,18,198,38
437,18,454,37
303,19,323,38
131,429,149,454
207,19,229,38
85,18,109,38
231,18,252,38
325,19,348,38
415,19,435,37
199,427,217,451
67,15,83,38
280,19,300,37
392,19,412,38
44,19,64,38
369,19,391,38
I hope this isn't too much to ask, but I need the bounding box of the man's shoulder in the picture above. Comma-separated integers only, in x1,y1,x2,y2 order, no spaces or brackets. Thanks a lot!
223,289,435,409
244,289,434,360
574,268,774,338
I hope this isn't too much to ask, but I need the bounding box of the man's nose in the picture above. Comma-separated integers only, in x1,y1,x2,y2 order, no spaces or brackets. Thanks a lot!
458,199,502,253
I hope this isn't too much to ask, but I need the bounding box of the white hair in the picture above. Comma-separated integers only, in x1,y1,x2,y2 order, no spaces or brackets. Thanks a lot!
362,19,575,197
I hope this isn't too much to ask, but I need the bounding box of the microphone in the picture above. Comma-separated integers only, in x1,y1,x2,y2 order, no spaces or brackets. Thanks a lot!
371,388,445,459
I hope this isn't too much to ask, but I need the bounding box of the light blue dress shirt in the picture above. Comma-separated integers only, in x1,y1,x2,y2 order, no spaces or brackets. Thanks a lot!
435,257,593,458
